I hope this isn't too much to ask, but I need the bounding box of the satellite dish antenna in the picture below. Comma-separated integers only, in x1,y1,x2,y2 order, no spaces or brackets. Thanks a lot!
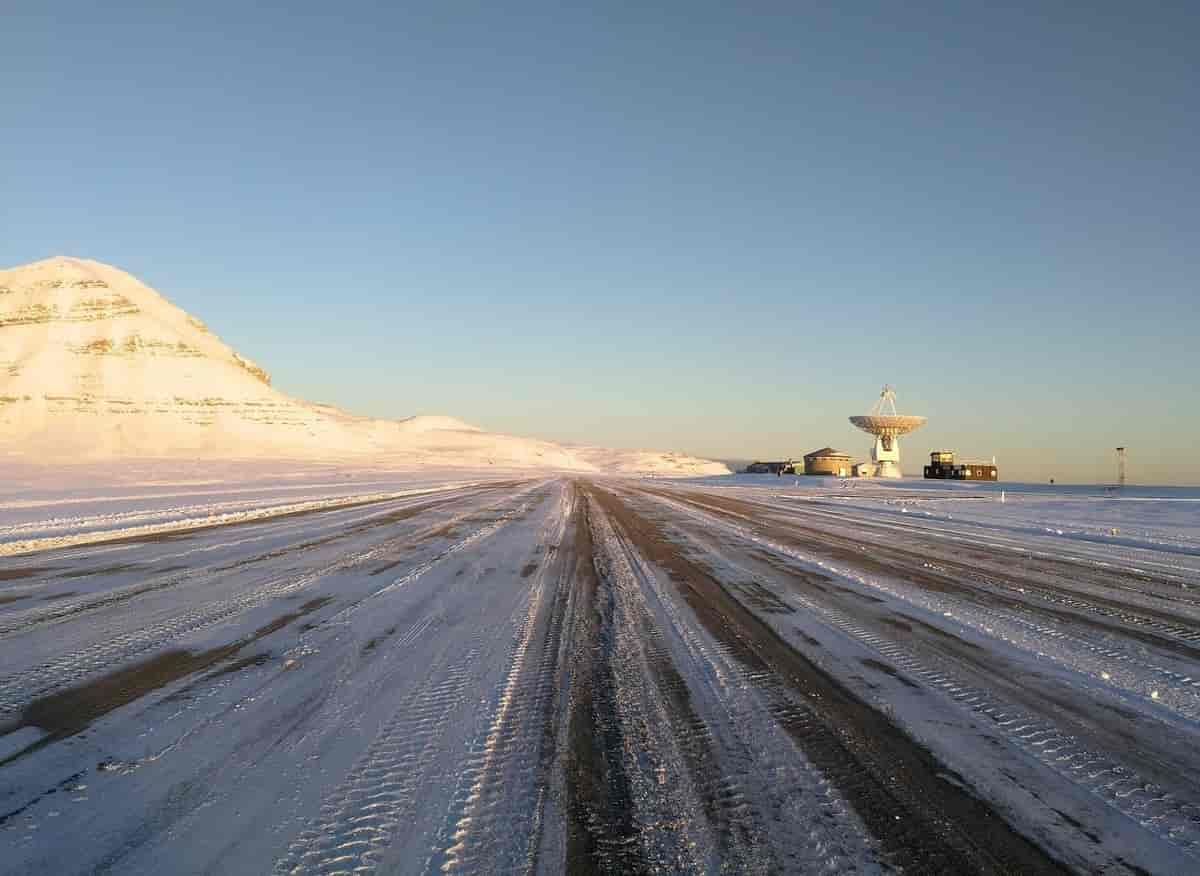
849,385,927,478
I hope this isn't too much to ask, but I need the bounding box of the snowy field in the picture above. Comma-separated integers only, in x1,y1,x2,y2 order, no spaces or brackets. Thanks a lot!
1,467,1198,874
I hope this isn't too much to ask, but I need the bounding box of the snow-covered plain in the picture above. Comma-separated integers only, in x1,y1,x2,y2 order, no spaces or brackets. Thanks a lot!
1,469,1197,874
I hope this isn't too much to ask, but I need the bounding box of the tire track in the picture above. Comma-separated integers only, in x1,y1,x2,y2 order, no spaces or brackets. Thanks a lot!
645,488,1200,717
675,489,1200,653
558,495,659,875
264,483,558,875
431,488,573,875
0,485,479,558
635,487,1200,864
0,488,486,640
587,493,879,874
769,497,1200,587
588,483,1067,875
788,594,1200,862
273,645,481,875
0,484,542,718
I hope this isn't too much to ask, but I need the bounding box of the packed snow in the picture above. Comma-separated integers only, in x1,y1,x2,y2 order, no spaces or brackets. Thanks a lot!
1,467,1197,874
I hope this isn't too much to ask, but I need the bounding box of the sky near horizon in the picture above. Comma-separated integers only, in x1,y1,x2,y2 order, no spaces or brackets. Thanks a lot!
2,2,1197,484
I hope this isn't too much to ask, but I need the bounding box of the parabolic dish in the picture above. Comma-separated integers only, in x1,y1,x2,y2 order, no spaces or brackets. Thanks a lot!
849,415,928,437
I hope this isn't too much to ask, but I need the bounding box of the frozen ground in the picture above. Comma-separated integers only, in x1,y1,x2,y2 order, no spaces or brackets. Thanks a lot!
1,469,1198,874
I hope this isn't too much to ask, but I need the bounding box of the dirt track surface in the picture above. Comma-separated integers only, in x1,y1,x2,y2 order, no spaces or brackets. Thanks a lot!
1,477,1197,874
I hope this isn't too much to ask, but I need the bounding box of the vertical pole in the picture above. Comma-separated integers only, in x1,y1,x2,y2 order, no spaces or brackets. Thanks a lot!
1116,447,1126,488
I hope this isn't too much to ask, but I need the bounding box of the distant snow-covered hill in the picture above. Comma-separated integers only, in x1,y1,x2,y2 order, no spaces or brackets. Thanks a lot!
569,445,735,477
0,257,729,475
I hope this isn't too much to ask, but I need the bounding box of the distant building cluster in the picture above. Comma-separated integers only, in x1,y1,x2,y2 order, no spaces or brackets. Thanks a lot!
742,386,999,480
740,450,861,477
744,447,999,480
741,448,855,477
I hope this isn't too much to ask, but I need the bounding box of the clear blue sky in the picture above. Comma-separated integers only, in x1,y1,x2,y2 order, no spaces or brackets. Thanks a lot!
3,2,1197,483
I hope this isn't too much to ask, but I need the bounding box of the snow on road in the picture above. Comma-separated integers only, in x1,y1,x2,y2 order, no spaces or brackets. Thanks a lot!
1,472,1198,874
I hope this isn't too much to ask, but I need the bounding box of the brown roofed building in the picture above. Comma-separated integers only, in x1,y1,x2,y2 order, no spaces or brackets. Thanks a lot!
803,447,854,477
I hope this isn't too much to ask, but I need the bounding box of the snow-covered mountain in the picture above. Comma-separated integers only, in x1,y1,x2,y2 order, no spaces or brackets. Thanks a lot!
0,257,729,474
